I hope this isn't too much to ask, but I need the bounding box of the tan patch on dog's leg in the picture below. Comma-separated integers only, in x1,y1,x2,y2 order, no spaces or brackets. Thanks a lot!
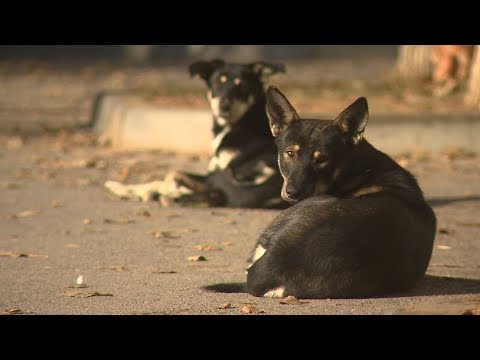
352,185,384,198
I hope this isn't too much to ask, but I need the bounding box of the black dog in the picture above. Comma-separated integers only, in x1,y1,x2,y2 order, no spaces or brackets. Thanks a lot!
105,59,288,209
246,87,437,299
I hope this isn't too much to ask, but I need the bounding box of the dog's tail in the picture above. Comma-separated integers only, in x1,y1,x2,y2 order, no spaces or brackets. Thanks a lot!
203,283,247,293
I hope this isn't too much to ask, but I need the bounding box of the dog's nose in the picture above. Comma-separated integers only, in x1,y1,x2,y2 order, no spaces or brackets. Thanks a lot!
285,185,300,200
220,99,232,113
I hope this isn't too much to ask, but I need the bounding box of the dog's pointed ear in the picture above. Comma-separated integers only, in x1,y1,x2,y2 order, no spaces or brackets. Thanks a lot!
189,59,225,81
251,62,286,80
333,97,369,145
266,86,299,137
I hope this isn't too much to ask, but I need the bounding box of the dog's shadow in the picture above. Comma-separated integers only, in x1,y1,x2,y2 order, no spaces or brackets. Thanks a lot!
427,195,480,207
400,274,480,297
203,275,480,298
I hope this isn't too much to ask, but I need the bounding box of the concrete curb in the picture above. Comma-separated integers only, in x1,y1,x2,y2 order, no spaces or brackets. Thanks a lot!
93,93,212,154
93,93,480,154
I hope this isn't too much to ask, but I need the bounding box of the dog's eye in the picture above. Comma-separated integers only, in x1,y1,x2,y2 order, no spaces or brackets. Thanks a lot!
285,150,295,158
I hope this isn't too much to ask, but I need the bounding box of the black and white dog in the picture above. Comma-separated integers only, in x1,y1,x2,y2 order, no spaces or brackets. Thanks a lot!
245,87,437,298
105,59,289,208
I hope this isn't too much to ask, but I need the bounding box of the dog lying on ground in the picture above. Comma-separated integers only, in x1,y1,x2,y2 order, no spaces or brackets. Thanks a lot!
105,59,289,208
245,87,437,298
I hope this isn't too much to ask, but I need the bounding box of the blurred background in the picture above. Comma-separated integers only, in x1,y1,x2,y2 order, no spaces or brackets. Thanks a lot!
0,45,399,63
0,45,478,134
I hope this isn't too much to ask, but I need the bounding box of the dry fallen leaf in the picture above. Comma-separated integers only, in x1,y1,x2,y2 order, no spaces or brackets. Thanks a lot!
159,231,181,239
65,243,79,248
64,291,113,298
194,245,222,251
160,212,182,218
438,228,455,235
136,209,151,217
461,308,480,315
6,136,23,149
66,284,88,288
16,209,40,218
0,182,22,190
241,304,264,314
210,211,227,216
279,296,302,305
149,269,177,274
456,221,480,227
436,245,452,250
218,303,232,309
4,309,32,315
441,146,475,161
0,251,48,258
187,255,207,262
76,178,94,187
104,218,135,225
110,265,127,272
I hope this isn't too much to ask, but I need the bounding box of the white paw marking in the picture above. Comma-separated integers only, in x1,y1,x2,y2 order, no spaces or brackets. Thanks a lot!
263,286,285,298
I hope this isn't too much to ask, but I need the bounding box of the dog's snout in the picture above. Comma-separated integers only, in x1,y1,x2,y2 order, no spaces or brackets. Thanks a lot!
285,185,300,200
220,99,232,112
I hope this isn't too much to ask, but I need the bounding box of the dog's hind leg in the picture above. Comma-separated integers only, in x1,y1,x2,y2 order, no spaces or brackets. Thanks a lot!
105,169,202,203
165,170,209,193
104,180,170,202
104,170,217,205
165,170,227,207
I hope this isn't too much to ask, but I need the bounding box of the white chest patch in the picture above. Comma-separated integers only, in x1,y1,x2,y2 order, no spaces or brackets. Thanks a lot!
263,286,286,298
208,149,240,172
211,126,231,154
216,117,227,126
246,244,267,270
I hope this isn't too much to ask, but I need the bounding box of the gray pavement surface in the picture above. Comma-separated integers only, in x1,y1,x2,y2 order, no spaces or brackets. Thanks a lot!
1,131,479,315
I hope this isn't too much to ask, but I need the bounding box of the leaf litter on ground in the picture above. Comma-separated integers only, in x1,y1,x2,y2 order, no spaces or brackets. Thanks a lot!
63,291,113,298
0,251,48,258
